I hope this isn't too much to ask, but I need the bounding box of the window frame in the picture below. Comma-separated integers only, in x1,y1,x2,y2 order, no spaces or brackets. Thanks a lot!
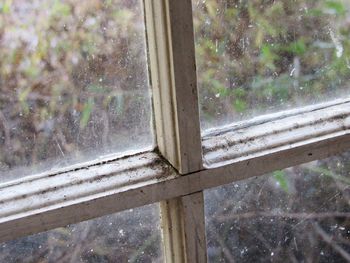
1,0,350,262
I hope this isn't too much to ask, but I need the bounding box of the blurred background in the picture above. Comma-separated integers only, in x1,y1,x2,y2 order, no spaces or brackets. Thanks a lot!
205,151,350,263
194,0,350,128
0,0,349,262
0,0,153,180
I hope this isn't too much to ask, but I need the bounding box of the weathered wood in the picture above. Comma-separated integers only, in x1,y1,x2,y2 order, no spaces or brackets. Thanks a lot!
0,152,178,243
144,0,207,261
0,100,350,249
161,192,207,263
1,132,349,244
144,0,202,174
181,192,207,263
203,100,350,168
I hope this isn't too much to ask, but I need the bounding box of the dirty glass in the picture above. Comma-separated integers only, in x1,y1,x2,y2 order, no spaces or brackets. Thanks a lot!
0,204,163,263
193,0,350,129
0,0,152,181
205,151,350,262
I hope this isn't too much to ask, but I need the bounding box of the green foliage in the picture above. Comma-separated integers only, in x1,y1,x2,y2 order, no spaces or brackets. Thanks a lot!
261,44,278,70
273,170,289,193
51,0,71,17
0,0,150,170
194,0,350,127
0,0,12,14
309,166,350,185
233,98,247,113
18,87,32,115
80,98,94,129
285,39,307,56
325,0,346,15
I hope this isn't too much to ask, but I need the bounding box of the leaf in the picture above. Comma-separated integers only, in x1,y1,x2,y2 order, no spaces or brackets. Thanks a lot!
273,170,289,193
212,79,227,96
261,44,277,70
233,98,247,113
309,167,350,185
52,0,71,17
286,39,306,56
233,87,246,98
325,1,346,15
1,0,12,14
80,98,94,129
18,87,32,115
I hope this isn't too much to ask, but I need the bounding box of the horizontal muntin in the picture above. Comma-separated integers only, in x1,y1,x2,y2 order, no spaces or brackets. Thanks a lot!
203,100,350,168
0,99,350,243
202,97,350,137
0,151,178,243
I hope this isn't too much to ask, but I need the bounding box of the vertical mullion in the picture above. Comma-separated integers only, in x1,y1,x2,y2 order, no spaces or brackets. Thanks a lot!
144,0,207,262
160,192,207,263
144,0,202,174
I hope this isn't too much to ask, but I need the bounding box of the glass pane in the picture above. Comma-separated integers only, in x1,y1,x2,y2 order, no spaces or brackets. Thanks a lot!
0,0,152,181
205,152,350,262
193,0,350,129
0,204,163,263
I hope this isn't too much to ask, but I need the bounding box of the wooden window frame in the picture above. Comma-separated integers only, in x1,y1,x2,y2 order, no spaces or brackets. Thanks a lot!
1,0,350,262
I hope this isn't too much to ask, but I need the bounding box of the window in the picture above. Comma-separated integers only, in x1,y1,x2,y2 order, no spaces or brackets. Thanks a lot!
1,204,162,262
0,0,349,262
193,0,350,129
0,0,153,181
205,152,350,262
